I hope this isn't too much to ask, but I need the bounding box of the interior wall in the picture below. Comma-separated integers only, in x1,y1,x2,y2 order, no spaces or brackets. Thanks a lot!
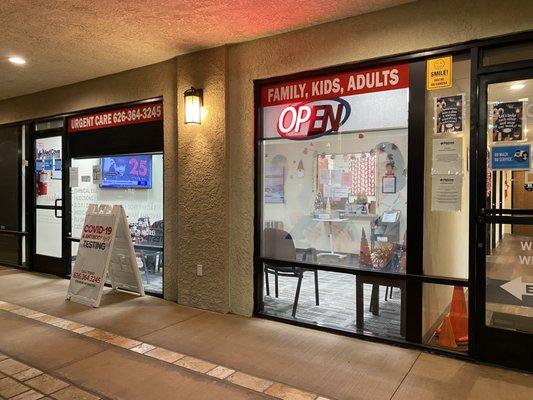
70,156,164,239
261,130,408,254
227,0,533,315
0,59,179,301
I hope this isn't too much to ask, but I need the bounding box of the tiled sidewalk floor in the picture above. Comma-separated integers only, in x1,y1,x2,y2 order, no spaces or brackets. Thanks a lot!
0,352,102,400
0,267,531,400
0,301,325,400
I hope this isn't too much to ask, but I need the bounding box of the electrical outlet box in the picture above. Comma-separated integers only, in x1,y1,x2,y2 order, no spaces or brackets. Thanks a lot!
196,264,203,276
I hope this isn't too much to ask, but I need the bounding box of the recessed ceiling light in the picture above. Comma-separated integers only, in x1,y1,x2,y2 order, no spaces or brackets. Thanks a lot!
510,83,525,90
8,56,26,65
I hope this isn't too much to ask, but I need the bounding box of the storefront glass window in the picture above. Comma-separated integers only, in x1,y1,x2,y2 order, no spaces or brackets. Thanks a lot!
70,153,164,294
258,64,409,337
260,129,408,271
263,265,404,339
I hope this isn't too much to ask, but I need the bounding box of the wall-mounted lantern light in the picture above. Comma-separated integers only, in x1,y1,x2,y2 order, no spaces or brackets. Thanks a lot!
184,87,203,124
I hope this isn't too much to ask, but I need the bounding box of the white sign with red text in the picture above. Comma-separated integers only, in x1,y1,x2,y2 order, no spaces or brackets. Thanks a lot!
67,204,144,307
260,64,409,139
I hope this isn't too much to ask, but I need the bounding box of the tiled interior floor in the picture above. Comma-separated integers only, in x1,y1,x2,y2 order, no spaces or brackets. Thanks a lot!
0,266,531,400
263,270,402,339
136,270,162,294
486,233,533,332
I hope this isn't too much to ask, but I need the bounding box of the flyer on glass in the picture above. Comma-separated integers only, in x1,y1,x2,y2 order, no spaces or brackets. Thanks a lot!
491,143,531,170
491,101,524,141
434,94,463,134
431,138,463,175
431,175,462,212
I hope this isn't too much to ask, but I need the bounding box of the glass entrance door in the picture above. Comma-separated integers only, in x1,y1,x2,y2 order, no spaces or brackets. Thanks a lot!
477,69,533,370
32,134,66,275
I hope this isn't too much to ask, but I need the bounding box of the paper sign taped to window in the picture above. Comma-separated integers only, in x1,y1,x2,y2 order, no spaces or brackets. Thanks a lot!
69,167,79,188
427,56,452,90
431,175,462,212
432,138,462,175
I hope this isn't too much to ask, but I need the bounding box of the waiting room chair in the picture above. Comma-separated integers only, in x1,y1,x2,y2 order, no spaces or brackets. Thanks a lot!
138,250,152,284
263,228,319,318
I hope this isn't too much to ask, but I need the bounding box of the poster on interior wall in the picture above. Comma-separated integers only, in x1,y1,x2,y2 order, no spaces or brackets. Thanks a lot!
491,143,531,170
431,138,462,175
35,159,44,171
44,159,53,171
330,170,342,186
67,204,144,307
382,176,397,194
52,159,62,180
431,175,462,212
434,94,463,133
331,187,349,198
319,170,330,184
492,101,524,141
264,167,284,203
525,171,533,184
69,167,79,188
92,164,102,185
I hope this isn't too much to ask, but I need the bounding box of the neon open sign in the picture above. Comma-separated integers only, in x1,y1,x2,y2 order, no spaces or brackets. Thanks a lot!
276,99,351,140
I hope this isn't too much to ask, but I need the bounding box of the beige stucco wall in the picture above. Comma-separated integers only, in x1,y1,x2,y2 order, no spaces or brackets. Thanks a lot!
0,59,180,301
227,0,533,315
176,46,230,312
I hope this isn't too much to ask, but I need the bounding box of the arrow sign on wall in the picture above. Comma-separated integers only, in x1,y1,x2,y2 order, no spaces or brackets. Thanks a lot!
501,277,533,300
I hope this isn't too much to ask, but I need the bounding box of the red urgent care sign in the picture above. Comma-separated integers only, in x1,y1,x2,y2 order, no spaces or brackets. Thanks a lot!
68,102,163,133
260,64,409,107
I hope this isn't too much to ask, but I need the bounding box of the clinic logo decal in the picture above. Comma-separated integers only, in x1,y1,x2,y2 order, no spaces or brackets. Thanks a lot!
276,98,351,140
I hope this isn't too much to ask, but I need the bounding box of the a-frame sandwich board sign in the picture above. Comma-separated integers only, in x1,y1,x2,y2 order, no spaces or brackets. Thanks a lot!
67,204,144,307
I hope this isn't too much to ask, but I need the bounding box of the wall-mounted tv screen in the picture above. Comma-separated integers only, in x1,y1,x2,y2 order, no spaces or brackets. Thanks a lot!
101,155,152,189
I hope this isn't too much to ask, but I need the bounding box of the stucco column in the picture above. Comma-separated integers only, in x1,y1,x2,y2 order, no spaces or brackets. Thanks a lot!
175,46,230,313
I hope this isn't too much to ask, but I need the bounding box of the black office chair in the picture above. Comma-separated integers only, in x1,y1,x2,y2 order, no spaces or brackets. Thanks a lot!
149,220,164,273
263,228,319,317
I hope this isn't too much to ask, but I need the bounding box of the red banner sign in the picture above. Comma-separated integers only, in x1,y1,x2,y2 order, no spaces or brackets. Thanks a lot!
68,102,163,133
260,64,409,107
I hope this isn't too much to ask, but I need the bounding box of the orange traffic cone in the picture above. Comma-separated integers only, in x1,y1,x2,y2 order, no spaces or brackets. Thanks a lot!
360,228,372,266
436,315,457,349
449,286,468,345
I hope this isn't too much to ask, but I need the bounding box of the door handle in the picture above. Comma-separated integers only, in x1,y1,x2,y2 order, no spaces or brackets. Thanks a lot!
477,208,485,223
54,198,62,219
